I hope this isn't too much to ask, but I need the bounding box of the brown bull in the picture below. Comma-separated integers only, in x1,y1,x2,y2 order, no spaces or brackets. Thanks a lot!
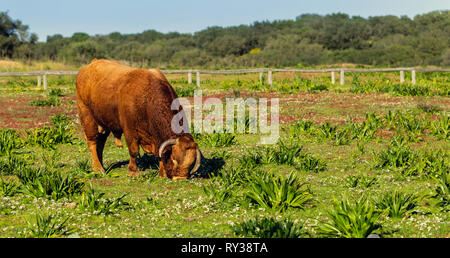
76,59,201,180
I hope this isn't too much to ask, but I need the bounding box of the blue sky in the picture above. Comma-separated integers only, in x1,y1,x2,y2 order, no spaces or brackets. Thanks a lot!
2,0,449,42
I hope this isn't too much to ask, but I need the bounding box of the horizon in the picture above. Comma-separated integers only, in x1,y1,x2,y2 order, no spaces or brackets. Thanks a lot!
2,0,450,42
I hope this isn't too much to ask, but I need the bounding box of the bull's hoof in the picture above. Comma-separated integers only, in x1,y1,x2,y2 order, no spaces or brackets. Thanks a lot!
93,165,105,174
128,170,140,177
171,176,188,181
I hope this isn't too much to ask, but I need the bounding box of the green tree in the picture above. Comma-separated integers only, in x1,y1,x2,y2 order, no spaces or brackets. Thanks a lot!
0,11,37,57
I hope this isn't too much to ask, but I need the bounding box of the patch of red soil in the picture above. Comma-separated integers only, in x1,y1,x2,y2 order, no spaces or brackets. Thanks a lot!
0,95,77,129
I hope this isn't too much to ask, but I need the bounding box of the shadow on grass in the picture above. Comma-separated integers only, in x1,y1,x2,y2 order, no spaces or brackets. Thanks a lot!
105,153,225,179
192,156,226,179
105,153,160,172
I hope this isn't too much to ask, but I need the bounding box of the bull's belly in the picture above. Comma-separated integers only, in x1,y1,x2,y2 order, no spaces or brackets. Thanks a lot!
94,115,122,134
88,104,122,134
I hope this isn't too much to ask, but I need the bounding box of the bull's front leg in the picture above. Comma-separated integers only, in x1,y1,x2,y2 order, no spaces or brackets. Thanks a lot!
78,102,106,174
159,161,168,178
124,135,140,177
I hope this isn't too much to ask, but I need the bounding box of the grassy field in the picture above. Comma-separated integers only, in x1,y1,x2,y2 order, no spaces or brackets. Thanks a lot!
0,66,449,238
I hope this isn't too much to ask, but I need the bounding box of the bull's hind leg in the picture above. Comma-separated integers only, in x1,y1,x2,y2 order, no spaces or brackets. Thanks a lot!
112,132,123,148
96,130,109,167
78,101,107,173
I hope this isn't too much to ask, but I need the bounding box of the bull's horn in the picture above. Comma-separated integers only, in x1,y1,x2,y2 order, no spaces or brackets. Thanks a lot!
159,138,178,157
190,149,202,175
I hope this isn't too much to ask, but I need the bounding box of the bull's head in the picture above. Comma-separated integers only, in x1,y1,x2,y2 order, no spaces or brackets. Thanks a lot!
158,135,201,180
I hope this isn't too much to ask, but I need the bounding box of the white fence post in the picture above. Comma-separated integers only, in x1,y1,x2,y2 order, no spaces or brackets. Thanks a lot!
196,71,200,87
412,70,416,85
37,75,41,87
268,70,273,86
43,73,48,90
400,71,405,83
259,72,263,83
340,69,345,85
331,71,335,84
188,72,192,84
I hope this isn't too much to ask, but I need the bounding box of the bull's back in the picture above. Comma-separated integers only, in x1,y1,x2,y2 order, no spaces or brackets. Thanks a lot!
76,59,132,103
76,59,137,131
76,59,176,135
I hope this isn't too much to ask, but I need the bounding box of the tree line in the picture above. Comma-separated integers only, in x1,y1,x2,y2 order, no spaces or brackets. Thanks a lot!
1,10,449,68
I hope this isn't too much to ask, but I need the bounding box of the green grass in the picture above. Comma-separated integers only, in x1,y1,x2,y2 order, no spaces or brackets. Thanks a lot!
0,73,449,238
232,217,306,238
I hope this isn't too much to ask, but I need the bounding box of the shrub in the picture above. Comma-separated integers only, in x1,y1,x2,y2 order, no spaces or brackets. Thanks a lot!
209,150,232,160
23,114,73,149
244,172,312,213
30,96,61,107
406,150,449,178
318,122,337,139
239,141,326,172
375,191,419,218
41,150,62,169
374,137,449,178
0,179,20,197
394,112,428,141
345,175,377,188
307,84,328,93
317,196,381,238
0,129,21,156
332,128,351,145
344,175,360,188
197,133,237,147
214,165,256,187
25,125,73,149
432,173,450,211
431,114,449,140
359,176,378,188
48,88,64,97
202,181,235,203
288,120,315,136
417,103,441,114
25,214,74,238
261,140,303,166
50,114,71,127
374,137,415,170
76,187,130,215
391,83,430,96
233,113,258,134
174,84,196,97
74,159,92,175
232,217,306,238
0,154,27,175
295,153,327,173
239,151,264,169
18,168,85,200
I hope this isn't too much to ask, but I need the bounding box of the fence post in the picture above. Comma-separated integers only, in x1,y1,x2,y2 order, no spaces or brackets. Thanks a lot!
43,73,48,90
268,70,273,86
340,69,345,85
188,72,192,84
196,71,200,87
259,71,263,83
331,71,335,84
37,75,41,87
411,70,416,85
400,71,405,83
